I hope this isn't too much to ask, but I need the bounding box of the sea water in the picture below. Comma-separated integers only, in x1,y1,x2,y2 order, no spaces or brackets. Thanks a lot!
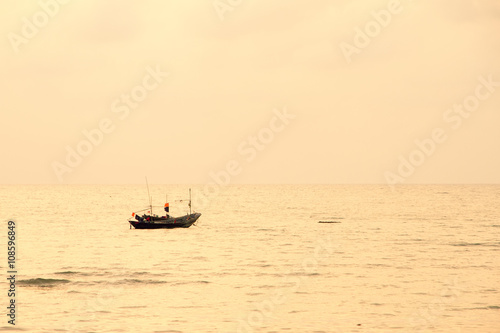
0,184,498,332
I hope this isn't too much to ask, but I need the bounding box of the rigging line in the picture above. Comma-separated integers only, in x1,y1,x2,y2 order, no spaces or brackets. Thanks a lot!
145,176,152,214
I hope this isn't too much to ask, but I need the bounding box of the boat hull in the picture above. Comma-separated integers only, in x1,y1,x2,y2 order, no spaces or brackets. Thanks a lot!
129,213,201,229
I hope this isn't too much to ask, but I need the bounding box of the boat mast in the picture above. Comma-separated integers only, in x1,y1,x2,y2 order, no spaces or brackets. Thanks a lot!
189,188,192,215
146,176,152,215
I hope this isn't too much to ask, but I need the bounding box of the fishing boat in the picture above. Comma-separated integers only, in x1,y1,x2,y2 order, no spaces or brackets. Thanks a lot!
129,212,201,229
128,187,201,229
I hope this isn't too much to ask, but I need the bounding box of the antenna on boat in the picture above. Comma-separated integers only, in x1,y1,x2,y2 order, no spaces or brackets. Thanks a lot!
189,188,192,215
146,176,152,215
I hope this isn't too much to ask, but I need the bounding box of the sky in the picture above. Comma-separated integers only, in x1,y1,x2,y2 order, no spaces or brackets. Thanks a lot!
1,0,499,184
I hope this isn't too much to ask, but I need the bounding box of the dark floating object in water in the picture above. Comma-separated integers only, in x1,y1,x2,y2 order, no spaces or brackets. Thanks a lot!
318,221,341,223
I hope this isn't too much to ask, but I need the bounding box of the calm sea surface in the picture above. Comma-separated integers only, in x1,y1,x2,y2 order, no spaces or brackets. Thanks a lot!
0,184,499,332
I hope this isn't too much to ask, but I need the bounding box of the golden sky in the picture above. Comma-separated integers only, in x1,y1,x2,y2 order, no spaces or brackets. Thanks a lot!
1,0,499,184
